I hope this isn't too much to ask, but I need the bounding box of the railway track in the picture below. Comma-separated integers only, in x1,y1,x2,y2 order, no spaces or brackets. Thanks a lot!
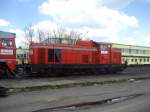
122,65,150,74
0,65,150,97
1,65,150,79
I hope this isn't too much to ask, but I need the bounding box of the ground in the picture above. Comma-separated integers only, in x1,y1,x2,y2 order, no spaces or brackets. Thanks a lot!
0,66,150,112
0,76,150,112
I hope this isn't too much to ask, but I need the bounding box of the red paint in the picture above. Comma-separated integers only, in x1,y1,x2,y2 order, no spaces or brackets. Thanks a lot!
29,40,122,65
0,37,16,71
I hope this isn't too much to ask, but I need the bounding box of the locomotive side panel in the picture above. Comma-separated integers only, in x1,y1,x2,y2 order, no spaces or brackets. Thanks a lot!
61,50,81,64
100,54,110,64
28,40,126,75
29,48,39,64
111,49,122,64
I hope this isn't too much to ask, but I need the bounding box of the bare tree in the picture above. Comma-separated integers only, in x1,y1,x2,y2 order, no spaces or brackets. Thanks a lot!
50,26,82,44
24,24,35,47
52,29,57,38
56,25,66,38
67,30,81,44
24,23,83,46
37,28,46,42
46,30,52,38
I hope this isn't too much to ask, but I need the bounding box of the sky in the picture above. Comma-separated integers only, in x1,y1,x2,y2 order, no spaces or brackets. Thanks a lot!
0,0,150,47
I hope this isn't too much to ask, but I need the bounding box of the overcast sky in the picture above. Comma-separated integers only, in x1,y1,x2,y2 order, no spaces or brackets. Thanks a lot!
0,0,150,47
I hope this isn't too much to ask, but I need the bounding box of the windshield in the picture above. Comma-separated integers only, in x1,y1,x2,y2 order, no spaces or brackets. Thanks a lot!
0,40,13,47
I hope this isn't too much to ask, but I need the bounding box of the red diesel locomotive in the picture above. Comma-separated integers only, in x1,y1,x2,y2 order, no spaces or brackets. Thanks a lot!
0,31,16,78
0,31,126,78
28,38,126,75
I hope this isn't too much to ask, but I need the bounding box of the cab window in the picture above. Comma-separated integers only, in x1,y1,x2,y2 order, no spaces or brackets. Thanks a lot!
0,40,13,47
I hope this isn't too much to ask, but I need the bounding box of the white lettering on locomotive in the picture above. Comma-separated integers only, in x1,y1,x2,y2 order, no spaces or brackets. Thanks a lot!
101,51,108,54
0,49,13,55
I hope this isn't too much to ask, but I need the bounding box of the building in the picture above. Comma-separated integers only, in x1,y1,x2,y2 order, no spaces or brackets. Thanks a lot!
16,48,29,64
112,43,150,65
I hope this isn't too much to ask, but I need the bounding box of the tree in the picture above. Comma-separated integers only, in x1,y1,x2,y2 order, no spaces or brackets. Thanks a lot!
50,26,82,44
56,25,66,38
24,23,83,46
67,29,82,44
37,28,46,42
24,24,35,47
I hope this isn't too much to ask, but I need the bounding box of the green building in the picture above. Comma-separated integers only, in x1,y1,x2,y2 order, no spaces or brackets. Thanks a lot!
16,48,29,64
112,43,150,65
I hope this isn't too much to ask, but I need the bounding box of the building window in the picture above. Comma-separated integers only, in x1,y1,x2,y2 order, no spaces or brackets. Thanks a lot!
129,49,131,54
130,49,137,54
122,48,129,53
121,48,124,53
145,50,150,54
17,54,20,58
131,59,134,62
140,58,142,62
24,54,27,58
139,50,142,54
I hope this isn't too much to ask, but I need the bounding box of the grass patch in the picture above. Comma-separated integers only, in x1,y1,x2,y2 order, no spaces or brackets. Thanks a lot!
9,76,150,93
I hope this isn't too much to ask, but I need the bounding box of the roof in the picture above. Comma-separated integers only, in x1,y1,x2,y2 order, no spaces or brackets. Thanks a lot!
112,43,150,48
0,31,16,38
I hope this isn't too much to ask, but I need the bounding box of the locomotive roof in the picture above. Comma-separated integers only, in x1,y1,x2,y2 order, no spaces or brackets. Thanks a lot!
96,42,112,45
0,31,16,38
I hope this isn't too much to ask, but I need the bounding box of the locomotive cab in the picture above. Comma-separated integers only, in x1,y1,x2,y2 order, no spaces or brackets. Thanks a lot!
0,31,16,78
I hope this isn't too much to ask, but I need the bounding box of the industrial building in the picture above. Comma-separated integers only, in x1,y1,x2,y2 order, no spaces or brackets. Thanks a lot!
16,48,29,64
112,43,150,65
